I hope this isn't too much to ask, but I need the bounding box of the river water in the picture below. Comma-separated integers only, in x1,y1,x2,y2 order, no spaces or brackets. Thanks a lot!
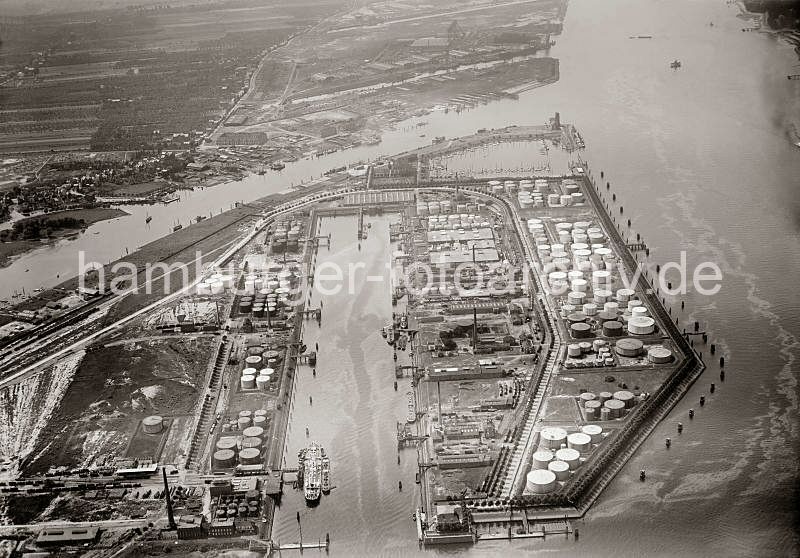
4,0,798,554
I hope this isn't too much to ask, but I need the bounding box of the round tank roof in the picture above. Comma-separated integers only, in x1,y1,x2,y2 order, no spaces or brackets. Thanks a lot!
143,415,163,425
629,316,655,327
604,321,623,330
614,390,634,401
604,399,625,410
567,432,592,446
567,312,588,323
527,469,557,485
548,460,570,473
242,426,264,438
555,448,580,461
532,450,554,462
571,323,591,332
214,449,235,460
216,438,237,450
239,448,260,459
541,427,568,441
581,425,603,436
616,338,644,351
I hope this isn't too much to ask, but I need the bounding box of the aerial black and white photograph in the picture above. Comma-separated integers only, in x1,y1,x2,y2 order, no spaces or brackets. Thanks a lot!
0,0,797,556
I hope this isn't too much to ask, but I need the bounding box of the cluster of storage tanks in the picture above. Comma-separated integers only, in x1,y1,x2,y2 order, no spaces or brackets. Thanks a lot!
212,413,269,469
527,218,659,339
221,408,270,433
272,219,303,252
196,272,235,296
579,390,638,421
526,425,605,493
417,198,481,216
566,338,618,367
426,213,491,232
240,352,278,391
212,491,262,521
238,262,300,317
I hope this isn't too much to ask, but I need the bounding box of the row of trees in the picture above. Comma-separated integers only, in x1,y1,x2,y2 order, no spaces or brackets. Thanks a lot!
0,216,85,241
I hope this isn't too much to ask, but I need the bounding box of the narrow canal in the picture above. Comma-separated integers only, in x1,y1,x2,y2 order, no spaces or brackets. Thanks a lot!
271,214,423,555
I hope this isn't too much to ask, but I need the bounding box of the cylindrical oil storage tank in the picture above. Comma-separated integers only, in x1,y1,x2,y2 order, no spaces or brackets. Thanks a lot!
571,322,592,339
648,347,673,364
527,469,557,493
547,193,561,206
568,291,586,306
216,437,238,454
603,301,619,314
237,416,252,430
567,344,582,358
592,270,611,285
213,449,236,469
598,391,613,403
615,338,644,357
579,341,593,354
253,415,267,427
585,406,597,421
579,392,596,406
583,303,598,316
594,289,613,304
532,450,554,469
239,447,261,465
243,426,264,440
256,375,270,390
603,321,624,337
241,436,262,450
585,400,602,416
604,398,626,419
242,367,258,378
548,460,571,481
241,375,256,390
628,316,656,335
239,301,252,314
245,355,262,367
254,408,268,417
627,299,642,310
567,432,592,453
541,427,568,449
616,288,635,302
593,339,607,352
239,410,253,419
555,448,581,470
631,306,649,318
581,424,603,443
600,407,611,421
142,415,163,434
614,390,636,409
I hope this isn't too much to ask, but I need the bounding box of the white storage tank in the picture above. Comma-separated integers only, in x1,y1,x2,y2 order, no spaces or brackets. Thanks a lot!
241,375,256,390
568,344,582,358
581,424,603,443
526,469,557,494
239,447,262,465
567,432,592,452
532,450,554,469
541,427,568,449
628,316,656,335
631,306,649,318
142,415,163,434
555,448,581,470
648,346,674,364
616,288,635,302
243,426,265,440
548,460,571,481
256,375,270,390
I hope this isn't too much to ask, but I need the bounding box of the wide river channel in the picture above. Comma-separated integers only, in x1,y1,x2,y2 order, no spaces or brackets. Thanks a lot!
2,0,798,555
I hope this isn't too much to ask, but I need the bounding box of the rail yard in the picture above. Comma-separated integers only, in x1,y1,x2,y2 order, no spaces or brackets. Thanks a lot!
0,119,711,554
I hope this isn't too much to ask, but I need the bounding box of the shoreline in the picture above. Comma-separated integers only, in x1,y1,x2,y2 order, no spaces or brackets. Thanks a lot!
0,207,128,271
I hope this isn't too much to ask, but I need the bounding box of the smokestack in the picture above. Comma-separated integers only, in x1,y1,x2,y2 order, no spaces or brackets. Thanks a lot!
163,467,176,529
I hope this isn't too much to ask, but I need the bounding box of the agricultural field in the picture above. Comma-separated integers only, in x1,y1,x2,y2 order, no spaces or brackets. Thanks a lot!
0,0,347,154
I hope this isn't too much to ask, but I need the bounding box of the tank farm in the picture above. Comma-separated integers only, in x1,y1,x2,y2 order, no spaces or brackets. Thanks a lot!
260,123,705,546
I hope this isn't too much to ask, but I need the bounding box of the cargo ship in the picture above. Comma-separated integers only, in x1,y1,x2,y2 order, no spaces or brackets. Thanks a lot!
302,442,324,504
407,391,416,423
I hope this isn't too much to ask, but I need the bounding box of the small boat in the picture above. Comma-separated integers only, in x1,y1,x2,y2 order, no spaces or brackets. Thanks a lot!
195,215,206,223
145,215,152,224
173,223,183,232
670,59,682,69
270,161,285,171
321,455,331,494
